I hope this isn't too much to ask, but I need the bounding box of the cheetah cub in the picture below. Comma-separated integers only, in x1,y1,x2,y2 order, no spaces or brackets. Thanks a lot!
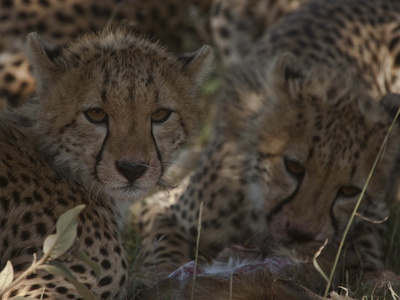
0,31,213,299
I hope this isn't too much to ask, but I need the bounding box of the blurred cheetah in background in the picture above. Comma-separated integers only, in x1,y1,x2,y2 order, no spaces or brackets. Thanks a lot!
137,0,400,298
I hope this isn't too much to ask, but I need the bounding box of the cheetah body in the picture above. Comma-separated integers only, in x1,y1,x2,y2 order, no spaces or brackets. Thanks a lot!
138,0,400,293
0,30,213,299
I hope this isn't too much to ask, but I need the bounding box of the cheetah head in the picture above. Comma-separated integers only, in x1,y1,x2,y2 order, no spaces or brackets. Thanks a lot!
24,31,213,203
243,55,400,248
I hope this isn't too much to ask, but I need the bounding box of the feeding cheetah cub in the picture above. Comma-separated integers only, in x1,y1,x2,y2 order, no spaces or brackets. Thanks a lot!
0,31,213,299
137,0,400,297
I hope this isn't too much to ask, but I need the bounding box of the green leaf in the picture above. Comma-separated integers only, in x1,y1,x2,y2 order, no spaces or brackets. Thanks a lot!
43,261,98,300
72,251,102,280
43,205,86,259
42,261,76,282
0,261,14,294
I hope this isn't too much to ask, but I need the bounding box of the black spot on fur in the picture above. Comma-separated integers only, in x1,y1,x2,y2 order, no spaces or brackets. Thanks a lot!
36,222,47,237
91,5,106,17
312,135,321,143
38,0,49,7
0,15,9,21
56,287,69,294
101,260,111,270
27,273,38,279
395,53,400,68
73,4,85,15
219,27,230,39
51,32,64,40
56,197,68,206
2,0,13,8
55,12,74,24
37,21,47,33
70,264,86,274
114,246,121,254
104,231,112,240
168,4,178,17
99,276,113,287
84,237,94,246
0,176,8,187
22,212,33,224
29,284,41,291
20,230,30,241
389,37,400,52
101,90,107,103
43,207,54,217
121,259,127,269
101,292,111,299
42,274,54,280
0,197,10,213
190,226,198,237
119,274,126,287
100,247,108,256
18,11,28,19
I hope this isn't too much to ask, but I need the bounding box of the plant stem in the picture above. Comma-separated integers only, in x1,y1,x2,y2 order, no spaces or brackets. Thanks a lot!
2,252,51,296
191,201,204,300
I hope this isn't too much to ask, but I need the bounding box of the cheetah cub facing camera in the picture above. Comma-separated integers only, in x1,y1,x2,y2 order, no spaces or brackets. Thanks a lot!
0,31,213,299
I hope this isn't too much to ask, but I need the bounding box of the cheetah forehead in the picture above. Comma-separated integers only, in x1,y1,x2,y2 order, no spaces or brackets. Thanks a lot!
25,31,213,117
34,30,178,67
248,61,400,171
26,31,186,92
268,56,393,125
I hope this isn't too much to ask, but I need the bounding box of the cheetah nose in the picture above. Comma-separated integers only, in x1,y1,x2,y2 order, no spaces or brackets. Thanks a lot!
115,160,148,183
286,222,317,243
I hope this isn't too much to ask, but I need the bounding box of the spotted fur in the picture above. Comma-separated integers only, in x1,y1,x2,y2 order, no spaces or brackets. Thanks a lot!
210,0,310,65
0,30,213,299
0,0,213,108
136,0,400,295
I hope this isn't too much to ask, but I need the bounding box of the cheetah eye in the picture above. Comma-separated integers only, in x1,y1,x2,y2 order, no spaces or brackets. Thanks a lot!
284,158,305,176
84,108,108,124
151,109,173,124
338,185,361,198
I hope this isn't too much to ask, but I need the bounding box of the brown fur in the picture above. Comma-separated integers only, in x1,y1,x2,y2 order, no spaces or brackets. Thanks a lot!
0,31,213,299
0,0,213,107
137,0,400,297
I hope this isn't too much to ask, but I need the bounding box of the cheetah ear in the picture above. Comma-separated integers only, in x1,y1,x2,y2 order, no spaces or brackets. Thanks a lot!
269,53,304,105
178,45,215,89
25,33,66,90
380,93,400,123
